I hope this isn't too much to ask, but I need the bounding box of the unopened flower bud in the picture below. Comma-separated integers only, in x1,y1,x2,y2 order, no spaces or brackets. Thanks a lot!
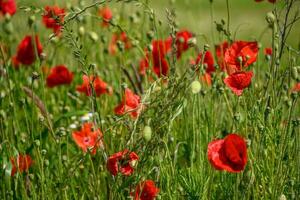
204,44,210,51
78,26,85,36
143,126,152,142
187,37,197,46
279,194,286,200
266,12,276,25
89,32,99,42
191,80,201,94
28,15,36,27
291,66,299,80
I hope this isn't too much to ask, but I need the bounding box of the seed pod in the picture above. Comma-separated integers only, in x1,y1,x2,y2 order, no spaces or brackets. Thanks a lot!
143,126,152,142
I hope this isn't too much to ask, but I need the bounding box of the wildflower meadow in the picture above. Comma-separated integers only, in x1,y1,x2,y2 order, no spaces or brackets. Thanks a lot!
0,0,300,199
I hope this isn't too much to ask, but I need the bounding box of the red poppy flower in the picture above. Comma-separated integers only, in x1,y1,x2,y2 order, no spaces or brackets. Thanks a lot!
215,41,229,71
72,123,103,155
46,65,73,88
10,154,32,177
207,134,247,173
99,6,112,27
12,35,43,67
139,38,172,77
107,149,139,176
152,38,172,77
132,180,160,200
42,6,65,35
76,75,112,97
114,88,141,119
175,30,193,58
224,41,258,73
0,0,16,16
264,47,272,57
224,71,253,96
255,0,276,3
108,32,131,55
193,51,215,74
292,83,300,92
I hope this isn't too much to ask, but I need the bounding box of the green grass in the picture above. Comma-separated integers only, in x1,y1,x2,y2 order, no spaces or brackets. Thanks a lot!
0,0,300,199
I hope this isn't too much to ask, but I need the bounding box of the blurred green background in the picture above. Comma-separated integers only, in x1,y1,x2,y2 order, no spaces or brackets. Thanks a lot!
14,0,300,47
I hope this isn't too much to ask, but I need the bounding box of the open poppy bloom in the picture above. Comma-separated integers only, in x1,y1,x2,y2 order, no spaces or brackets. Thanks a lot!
99,6,112,27
292,83,300,92
12,35,43,67
224,71,253,96
207,134,247,173
72,123,103,155
255,0,276,3
193,51,215,74
108,32,131,55
107,149,139,176
114,88,142,119
224,41,258,73
10,154,32,177
76,75,112,97
152,38,172,77
46,65,73,88
0,0,16,16
132,180,160,200
42,5,65,35
215,41,229,71
175,30,194,58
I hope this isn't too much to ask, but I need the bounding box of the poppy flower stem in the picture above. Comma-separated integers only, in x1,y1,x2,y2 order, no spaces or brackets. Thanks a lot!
223,92,234,119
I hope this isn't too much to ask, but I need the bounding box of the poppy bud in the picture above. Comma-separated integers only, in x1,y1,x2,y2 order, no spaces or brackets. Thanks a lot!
39,53,46,61
291,66,298,80
143,126,152,142
88,32,99,42
187,37,197,46
191,80,201,94
266,12,276,25
204,44,210,51
44,159,50,166
117,40,125,52
147,31,154,40
279,194,287,200
28,15,36,27
31,71,40,80
234,112,241,122
78,26,85,36
41,149,47,155
35,140,40,146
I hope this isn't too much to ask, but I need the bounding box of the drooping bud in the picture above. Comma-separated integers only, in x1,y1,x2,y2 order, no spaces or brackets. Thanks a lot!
266,12,276,25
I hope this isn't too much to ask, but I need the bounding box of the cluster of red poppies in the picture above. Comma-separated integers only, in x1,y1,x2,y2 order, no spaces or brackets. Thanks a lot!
4,0,299,199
